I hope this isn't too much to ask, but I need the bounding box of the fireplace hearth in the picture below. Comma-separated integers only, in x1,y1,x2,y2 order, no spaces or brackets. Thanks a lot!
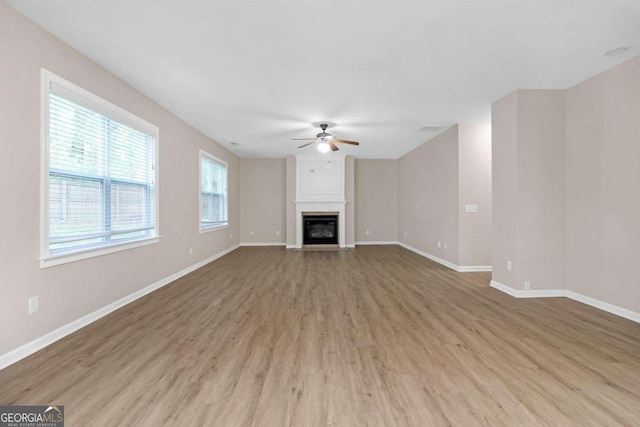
303,214,338,245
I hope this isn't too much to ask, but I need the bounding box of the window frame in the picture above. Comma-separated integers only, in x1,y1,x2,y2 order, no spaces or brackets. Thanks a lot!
40,69,160,268
199,150,228,232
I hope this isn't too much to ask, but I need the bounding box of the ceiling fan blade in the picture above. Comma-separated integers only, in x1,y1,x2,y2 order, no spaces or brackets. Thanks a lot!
291,138,316,140
328,141,339,151
334,138,360,145
297,141,316,148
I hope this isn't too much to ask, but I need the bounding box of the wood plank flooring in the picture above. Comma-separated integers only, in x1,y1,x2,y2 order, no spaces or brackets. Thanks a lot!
1,246,640,426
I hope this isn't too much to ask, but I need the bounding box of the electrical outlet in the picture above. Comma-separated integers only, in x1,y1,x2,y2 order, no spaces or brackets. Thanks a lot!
250,231,254,238
28,296,39,315
444,243,447,250
524,281,531,290
189,246,193,255
438,241,441,248
404,231,407,237
230,233,233,240
276,230,280,236
366,229,370,236
506,260,512,271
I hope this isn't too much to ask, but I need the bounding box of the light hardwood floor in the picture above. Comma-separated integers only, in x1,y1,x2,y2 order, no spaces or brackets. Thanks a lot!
1,246,640,426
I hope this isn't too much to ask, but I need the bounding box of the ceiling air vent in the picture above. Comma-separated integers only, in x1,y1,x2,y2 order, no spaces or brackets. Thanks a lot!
604,46,630,56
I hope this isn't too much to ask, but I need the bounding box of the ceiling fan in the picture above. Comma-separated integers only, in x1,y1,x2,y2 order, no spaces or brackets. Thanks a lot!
292,123,360,153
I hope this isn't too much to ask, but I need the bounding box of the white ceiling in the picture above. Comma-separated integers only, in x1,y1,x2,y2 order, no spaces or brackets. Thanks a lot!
6,0,640,159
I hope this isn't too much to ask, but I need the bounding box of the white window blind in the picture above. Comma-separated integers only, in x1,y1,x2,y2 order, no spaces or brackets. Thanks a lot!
200,152,228,230
43,71,158,262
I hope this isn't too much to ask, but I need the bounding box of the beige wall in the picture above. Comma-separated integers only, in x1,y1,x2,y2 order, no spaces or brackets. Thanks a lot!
398,126,460,265
354,160,398,243
492,56,640,315
398,125,492,267
492,90,565,290
0,4,240,355
240,159,286,244
285,156,296,246
345,155,356,246
565,56,640,313
517,90,566,291
492,92,519,286
458,124,492,266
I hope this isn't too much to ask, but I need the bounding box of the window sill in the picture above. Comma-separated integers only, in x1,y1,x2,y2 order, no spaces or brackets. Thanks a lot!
199,224,229,234
40,236,160,268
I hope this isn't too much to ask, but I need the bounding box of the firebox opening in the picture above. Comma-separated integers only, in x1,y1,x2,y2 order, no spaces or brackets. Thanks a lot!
302,213,338,245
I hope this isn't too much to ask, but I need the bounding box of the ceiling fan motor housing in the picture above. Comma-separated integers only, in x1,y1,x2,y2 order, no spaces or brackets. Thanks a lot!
317,123,331,139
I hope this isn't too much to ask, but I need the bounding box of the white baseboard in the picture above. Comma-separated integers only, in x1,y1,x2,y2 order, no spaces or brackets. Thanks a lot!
490,280,640,324
355,241,399,245
398,242,459,271
240,242,286,247
457,265,493,272
285,244,296,249
489,280,566,298
490,280,520,297
397,242,492,273
0,244,241,371
566,290,640,324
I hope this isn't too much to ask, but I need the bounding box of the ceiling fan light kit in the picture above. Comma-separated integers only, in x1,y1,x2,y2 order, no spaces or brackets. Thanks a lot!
293,123,360,153
317,141,331,153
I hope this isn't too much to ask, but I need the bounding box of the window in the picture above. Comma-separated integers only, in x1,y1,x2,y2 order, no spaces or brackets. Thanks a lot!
200,151,228,231
41,70,158,267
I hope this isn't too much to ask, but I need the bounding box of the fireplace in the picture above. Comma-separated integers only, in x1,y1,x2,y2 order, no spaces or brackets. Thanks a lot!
303,214,338,245
290,154,349,249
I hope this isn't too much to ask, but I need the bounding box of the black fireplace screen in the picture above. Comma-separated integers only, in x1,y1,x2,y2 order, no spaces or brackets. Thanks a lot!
303,215,338,245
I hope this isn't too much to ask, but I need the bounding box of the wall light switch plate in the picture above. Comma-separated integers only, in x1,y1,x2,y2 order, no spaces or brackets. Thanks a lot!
464,204,478,213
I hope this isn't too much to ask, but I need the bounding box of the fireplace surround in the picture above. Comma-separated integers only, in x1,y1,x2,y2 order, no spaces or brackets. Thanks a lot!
292,154,348,248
